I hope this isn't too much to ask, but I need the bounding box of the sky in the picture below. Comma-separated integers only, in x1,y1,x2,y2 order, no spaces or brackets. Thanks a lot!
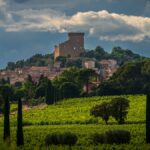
0,0,150,69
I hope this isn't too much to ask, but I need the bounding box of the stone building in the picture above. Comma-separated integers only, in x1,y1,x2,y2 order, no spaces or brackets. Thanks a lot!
54,32,85,59
99,59,119,80
83,60,95,69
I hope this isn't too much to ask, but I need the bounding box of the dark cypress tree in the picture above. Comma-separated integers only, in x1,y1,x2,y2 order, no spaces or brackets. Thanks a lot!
17,98,24,146
3,95,10,142
146,94,150,143
3,86,12,143
45,80,53,105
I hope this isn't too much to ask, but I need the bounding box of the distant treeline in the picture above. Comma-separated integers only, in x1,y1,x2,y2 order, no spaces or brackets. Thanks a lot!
97,58,150,95
5,54,53,70
5,46,145,70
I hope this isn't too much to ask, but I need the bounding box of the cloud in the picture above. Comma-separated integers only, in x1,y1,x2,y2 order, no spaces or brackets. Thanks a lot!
0,0,5,6
1,0,150,42
1,9,150,42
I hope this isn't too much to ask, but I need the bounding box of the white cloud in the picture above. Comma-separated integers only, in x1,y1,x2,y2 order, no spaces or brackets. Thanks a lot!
0,0,5,7
1,7,150,42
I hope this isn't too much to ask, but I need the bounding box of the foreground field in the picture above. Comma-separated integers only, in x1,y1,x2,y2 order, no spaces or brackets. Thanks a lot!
0,95,147,149
0,95,146,126
0,124,148,150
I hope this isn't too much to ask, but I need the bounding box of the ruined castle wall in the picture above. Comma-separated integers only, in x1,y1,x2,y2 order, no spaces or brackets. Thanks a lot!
54,32,84,59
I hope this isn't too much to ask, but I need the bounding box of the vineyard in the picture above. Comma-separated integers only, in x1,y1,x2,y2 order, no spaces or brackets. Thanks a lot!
0,95,148,149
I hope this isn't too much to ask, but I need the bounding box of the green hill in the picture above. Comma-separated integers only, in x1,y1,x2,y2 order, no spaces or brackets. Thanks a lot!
4,46,145,70
0,95,145,126
0,95,147,149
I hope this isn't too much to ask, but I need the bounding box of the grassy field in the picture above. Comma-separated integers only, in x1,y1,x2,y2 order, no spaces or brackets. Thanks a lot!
0,95,147,149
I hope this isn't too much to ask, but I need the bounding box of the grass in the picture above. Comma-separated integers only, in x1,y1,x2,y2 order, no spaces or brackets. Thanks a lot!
0,95,146,126
0,124,147,149
0,95,147,149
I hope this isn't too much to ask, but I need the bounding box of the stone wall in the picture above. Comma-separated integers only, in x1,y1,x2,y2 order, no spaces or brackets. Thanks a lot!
54,32,84,59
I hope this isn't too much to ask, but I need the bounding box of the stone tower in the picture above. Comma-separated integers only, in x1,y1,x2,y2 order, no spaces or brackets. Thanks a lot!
54,32,85,60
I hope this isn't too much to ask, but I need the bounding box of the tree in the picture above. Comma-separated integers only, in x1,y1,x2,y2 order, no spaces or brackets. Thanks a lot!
65,59,82,68
90,102,111,124
53,67,80,89
94,46,108,60
78,69,95,93
14,89,25,146
35,84,46,98
110,97,129,124
6,62,15,70
60,82,80,99
0,94,3,114
35,76,48,98
0,78,10,85
2,85,13,143
146,94,150,143
45,80,55,105
23,75,35,99
97,59,150,95
17,99,24,146
27,74,34,84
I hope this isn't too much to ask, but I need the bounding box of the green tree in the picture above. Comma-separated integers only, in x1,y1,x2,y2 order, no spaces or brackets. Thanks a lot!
146,94,150,143
45,80,55,105
53,67,80,89
2,85,13,143
6,62,15,70
16,60,25,68
78,69,95,93
97,59,150,95
110,97,129,124
0,94,3,114
35,84,46,98
23,75,35,99
35,76,48,98
15,90,24,146
60,82,80,99
90,102,111,124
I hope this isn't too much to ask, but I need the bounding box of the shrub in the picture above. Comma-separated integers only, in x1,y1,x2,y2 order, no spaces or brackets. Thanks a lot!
110,97,129,124
45,133,60,145
60,82,80,99
105,130,131,144
90,102,111,124
45,132,77,146
146,94,150,143
61,132,78,145
90,133,105,144
28,97,45,106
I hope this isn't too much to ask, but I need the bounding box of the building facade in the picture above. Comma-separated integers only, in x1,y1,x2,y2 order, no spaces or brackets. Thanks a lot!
83,60,95,69
54,32,85,59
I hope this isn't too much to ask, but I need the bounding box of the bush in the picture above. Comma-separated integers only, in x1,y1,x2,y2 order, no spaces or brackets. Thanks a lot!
28,97,45,106
60,82,80,99
61,132,78,145
90,133,105,144
90,102,111,124
105,130,131,144
110,97,129,124
90,130,131,144
45,132,77,146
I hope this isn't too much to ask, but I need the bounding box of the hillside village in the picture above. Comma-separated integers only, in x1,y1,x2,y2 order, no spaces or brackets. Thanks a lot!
0,32,142,86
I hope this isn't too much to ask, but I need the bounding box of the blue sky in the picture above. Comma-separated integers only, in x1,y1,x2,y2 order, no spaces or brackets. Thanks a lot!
0,0,150,69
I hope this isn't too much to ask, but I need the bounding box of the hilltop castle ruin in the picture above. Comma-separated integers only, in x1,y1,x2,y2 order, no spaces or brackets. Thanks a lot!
54,32,85,59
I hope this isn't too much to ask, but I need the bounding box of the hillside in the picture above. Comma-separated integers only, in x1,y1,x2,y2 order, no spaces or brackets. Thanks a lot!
5,54,53,70
4,46,145,70
0,95,147,149
0,95,145,126
97,58,150,95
